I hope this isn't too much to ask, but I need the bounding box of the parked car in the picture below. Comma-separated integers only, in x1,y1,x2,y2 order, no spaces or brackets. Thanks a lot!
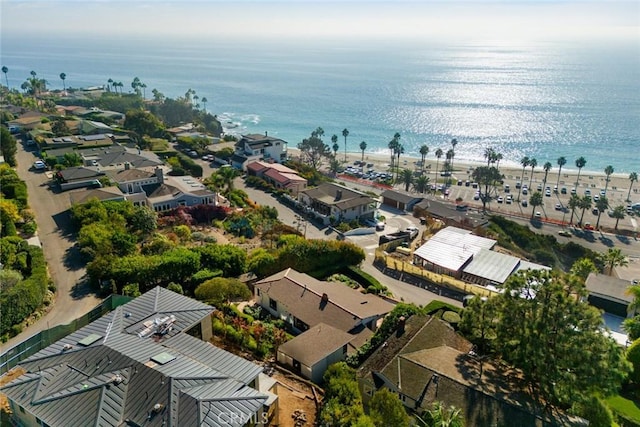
497,196,503,203
534,211,542,218
555,203,563,211
33,160,46,170
545,189,551,197
561,187,567,194
558,230,572,237
584,222,594,230
522,199,528,207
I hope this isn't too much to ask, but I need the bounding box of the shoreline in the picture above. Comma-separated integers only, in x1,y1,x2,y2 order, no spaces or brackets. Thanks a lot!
287,147,639,199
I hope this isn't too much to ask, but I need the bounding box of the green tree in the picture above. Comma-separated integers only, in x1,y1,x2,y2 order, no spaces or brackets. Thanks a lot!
569,257,598,281
401,168,413,192
494,270,630,409
332,140,339,158
517,156,530,201
320,362,368,427
359,140,367,162
342,128,350,162
201,96,208,113
62,151,83,167
472,166,502,212
434,148,443,185
369,388,409,427
194,277,251,306
571,395,613,427
611,204,626,229
419,402,464,427
449,138,458,180
1,66,8,88
129,205,157,236
600,247,628,275
460,295,496,354
603,165,614,194
574,156,587,192
124,109,164,137
556,156,567,190
627,172,638,202
594,196,608,229
218,165,239,193
298,130,331,170
568,194,580,225
329,158,341,176
529,191,543,218
51,117,71,137
578,195,592,226
529,157,538,183
542,161,552,187
419,144,429,175
59,72,66,93
413,175,430,194
0,126,17,166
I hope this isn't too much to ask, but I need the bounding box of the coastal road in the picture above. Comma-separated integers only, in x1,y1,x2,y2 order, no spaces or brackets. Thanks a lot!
1,142,101,352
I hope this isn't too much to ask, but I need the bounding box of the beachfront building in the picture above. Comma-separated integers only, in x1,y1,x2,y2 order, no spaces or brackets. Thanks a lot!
246,161,308,195
413,227,496,278
585,272,636,318
380,189,423,212
413,226,548,285
298,182,377,225
231,133,288,170
1,287,278,427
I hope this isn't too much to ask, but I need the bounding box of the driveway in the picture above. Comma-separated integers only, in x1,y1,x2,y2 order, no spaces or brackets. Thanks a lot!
1,142,101,352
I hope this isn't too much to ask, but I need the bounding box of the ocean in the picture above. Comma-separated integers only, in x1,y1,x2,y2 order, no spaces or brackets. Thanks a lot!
1,34,639,174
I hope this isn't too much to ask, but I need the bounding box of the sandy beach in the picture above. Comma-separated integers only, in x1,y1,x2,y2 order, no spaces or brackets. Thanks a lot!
289,147,638,201
287,146,639,233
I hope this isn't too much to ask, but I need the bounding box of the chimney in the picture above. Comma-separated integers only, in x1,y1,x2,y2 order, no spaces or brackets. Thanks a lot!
397,316,406,334
124,162,130,170
321,293,329,303
335,190,342,201
265,131,268,137
155,167,164,182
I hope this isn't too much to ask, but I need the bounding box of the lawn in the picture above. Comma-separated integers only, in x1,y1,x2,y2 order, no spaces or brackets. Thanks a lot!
606,394,640,425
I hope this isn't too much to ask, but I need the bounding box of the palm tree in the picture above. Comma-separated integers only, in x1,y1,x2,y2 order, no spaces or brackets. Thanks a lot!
419,144,429,175
418,402,464,427
193,94,200,109
556,156,567,190
601,248,629,276
568,194,580,225
359,140,367,162
542,161,552,187
201,96,208,113
627,172,638,202
107,78,113,92
401,168,413,192
495,152,503,171
59,72,66,94
450,138,458,179
595,196,609,229
575,156,587,192
2,66,8,88
331,134,338,157
612,205,626,229
604,165,614,194
388,137,398,173
529,157,538,184
578,195,592,226
141,83,147,99
332,142,339,158
342,128,349,162
517,156,530,201
445,149,454,186
530,191,543,218
218,166,239,193
434,148,443,183
414,175,430,194
483,147,495,166
395,143,405,182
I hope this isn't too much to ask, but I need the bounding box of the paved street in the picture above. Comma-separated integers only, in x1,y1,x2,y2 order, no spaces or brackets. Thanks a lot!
1,142,102,352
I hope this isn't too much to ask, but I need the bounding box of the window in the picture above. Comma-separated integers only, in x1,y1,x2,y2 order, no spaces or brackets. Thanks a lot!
257,289,261,296
269,298,277,311
293,317,308,331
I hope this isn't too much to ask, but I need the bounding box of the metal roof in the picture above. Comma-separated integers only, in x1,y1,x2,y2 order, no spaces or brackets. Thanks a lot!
462,249,520,284
414,226,496,271
1,287,268,427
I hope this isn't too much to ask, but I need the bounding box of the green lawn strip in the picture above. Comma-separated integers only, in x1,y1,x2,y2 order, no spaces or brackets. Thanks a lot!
606,394,640,425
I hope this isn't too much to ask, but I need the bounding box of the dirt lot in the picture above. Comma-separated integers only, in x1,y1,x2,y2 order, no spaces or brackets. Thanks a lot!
0,368,25,414
272,369,321,427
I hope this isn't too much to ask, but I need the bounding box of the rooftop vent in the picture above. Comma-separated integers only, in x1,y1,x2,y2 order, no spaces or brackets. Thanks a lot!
62,344,73,351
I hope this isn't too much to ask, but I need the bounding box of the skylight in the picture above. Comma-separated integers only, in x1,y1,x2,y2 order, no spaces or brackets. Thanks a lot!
77,334,102,346
151,352,176,365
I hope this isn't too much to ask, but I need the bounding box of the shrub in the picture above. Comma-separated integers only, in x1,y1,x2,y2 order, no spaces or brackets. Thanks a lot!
423,300,461,315
627,339,640,385
442,311,461,325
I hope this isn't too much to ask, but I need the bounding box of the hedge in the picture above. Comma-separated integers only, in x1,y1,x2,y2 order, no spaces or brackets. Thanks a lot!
343,266,388,295
0,245,49,337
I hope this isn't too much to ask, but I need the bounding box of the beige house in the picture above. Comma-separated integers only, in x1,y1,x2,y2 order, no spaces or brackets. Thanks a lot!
298,182,377,225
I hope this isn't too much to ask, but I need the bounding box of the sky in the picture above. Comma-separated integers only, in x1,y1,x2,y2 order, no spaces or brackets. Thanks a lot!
1,0,638,42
